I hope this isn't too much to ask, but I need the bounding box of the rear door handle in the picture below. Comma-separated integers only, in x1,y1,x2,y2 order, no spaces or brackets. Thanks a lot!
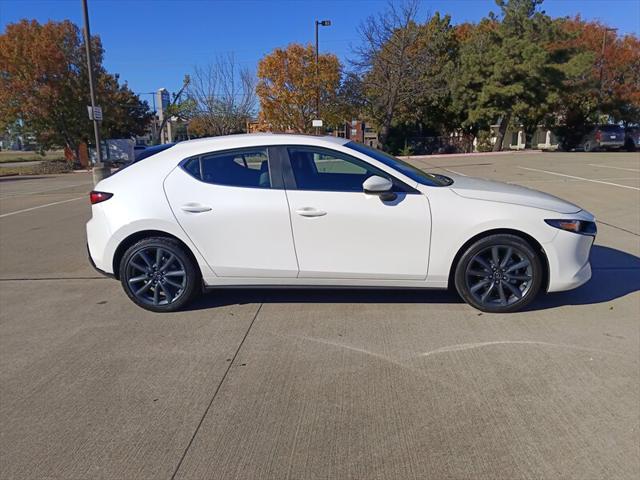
181,203,212,213
295,207,327,217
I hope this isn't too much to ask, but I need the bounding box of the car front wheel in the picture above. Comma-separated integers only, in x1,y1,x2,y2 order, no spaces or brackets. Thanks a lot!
454,234,543,313
119,237,200,312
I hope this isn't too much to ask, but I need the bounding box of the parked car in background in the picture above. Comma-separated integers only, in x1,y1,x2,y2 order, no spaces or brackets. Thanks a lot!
87,134,596,314
133,144,147,159
133,143,175,163
578,125,625,152
624,127,639,151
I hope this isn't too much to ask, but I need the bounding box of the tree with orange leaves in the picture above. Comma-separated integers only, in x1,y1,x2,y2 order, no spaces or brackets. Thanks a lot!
0,19,151,155
256,43,341,133
552,16,640,146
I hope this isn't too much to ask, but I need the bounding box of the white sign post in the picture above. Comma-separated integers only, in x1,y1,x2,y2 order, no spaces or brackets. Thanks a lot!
87,105,103,121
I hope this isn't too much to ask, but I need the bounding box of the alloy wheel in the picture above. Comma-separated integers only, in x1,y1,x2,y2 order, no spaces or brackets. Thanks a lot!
125,246,187,306
465,245,533,308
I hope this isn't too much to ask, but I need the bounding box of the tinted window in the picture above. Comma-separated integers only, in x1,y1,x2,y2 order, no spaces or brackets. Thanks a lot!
599,125,623,133
287,147,405,192
345,141,451,186
182,157,201,179
200,148,270,188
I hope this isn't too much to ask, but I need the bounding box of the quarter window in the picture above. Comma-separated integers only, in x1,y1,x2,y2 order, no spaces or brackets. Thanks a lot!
287,147,402,192
192,148,271,188
182,157,201,179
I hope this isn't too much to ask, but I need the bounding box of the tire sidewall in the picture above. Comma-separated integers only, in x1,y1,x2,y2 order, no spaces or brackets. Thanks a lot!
454,234,543,313
119,238,200,312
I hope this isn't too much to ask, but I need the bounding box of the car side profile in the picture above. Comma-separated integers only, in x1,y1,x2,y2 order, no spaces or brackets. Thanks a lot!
87,134,596,313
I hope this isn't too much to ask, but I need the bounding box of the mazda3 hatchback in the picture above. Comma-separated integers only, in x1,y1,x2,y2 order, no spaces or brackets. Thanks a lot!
87,134,596,313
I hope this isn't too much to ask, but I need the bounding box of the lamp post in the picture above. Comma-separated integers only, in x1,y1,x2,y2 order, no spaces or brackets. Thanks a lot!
81,0,109,185
598,27,618,121
315,19,331,134
139,92,158,141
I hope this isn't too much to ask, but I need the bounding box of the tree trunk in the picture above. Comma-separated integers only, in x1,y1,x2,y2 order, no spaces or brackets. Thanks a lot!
493,112,511,152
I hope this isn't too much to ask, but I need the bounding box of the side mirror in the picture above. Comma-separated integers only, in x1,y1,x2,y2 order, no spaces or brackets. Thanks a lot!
363,175,397,201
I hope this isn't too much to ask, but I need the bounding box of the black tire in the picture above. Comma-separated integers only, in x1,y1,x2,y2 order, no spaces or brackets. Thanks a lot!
119,237,201,312
584,141,593,152
454,234,543,313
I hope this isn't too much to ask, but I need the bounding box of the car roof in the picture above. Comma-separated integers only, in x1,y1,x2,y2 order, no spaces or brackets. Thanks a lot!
107,134,355,185
169,133,350,158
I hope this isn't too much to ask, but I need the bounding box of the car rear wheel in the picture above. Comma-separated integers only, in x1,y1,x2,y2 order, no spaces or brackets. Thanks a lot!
454,234,543,313
120,237,200,312
584,141,593,152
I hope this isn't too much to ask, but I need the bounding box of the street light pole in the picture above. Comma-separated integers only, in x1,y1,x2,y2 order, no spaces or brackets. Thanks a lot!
139,92,158,142
81,0,109,184
598,27,618,121
314,19,331,134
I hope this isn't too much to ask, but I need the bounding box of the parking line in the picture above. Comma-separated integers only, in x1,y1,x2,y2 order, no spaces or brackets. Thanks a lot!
587,164,640,173
518,167,640,191
0,182,90,198
442,168,467,176
0,196,85,218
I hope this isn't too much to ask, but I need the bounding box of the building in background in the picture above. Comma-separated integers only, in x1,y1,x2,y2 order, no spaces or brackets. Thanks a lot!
333,120,379,149
153,88,190,144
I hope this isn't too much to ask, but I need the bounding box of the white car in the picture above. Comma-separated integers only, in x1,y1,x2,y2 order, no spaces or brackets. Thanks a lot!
86,134,596,313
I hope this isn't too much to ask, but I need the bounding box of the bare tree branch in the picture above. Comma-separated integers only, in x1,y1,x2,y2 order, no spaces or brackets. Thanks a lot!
187,54,256,137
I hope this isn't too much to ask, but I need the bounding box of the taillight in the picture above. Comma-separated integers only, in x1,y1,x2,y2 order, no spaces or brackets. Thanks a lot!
90,191,113,204
595,130,601,141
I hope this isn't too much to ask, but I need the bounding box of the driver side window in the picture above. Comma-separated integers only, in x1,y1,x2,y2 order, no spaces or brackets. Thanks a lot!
287,147,394,192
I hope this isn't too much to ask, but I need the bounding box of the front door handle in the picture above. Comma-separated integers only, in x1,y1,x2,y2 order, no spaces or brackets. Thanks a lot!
295,207,327,217
181,203,212,213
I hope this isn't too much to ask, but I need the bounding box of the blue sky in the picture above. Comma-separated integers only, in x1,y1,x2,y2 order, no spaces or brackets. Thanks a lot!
1,0,639,102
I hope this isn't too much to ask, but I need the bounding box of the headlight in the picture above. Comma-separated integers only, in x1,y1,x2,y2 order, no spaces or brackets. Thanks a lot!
545,219,597,236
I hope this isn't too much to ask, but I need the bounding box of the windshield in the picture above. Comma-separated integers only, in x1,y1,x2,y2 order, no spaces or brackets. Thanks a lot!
345,141,452,187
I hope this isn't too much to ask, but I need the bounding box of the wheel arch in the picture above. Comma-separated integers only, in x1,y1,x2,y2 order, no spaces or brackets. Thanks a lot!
112,230,203,280
447,228,550,292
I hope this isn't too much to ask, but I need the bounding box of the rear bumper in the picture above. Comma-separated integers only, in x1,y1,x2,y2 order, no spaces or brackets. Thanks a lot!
88,243,115,279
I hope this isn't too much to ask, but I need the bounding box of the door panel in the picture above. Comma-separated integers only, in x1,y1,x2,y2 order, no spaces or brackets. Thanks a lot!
164,165,298,278
284,146,431,280
286,190,430,279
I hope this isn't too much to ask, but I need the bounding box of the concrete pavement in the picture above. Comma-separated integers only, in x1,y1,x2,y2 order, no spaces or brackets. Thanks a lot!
0,152,638,479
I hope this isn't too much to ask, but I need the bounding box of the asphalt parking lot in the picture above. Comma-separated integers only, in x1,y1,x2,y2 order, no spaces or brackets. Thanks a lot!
1,151,639,480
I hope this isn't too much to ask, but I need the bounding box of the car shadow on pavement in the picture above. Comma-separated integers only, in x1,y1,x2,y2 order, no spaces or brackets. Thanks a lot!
187,286,464,311
185,245,639,312
530,245,640,310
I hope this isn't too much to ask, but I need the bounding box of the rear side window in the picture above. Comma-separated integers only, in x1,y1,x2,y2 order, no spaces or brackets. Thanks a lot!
182,148,271,189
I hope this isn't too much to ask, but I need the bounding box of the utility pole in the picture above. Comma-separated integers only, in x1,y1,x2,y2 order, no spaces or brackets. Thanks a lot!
314,19,331,135
598,27,618,122
81,0,110,185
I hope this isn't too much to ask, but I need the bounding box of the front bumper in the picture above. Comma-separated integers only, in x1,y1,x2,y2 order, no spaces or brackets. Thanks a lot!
545,228,595,292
